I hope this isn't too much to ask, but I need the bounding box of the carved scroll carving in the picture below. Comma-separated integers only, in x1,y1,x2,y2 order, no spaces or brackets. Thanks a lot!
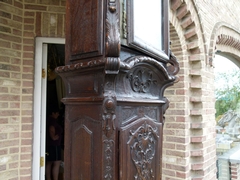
105,0,121,75
105,0,120,57
127,68,157,93
127,122,159,180
167,51,180,82
120,56,176,81
105,57,121,74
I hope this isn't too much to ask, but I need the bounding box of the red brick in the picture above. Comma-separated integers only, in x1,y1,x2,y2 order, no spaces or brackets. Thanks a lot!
21,139,32,145
191,150,203,156
24,24,34,31
24,4,47,11
21,117,32,123
22,96,33,101
21,132,32,138
0,110,20,116
0,33,21,43
12,29,22,36
24,11,34,17
57,14,63,35
10,102,20,108
14,1,23,9
21,124,32,131
21,110,33,116
166,163,189,172
171,0,183,11
21,147,32,153
0,11,11,19
166,136,189,143
181,16,193,28
0,118,8,124
176,4,188,20
191,136,206,143
22,66,33,73
176,171,189,178
0,164,6,171
191,163,204,170
10,147,20,153
11,73,21,79
12,43,22,50
23,31,34,37
35,12,42,36
13,15,22,22
24,18,34,24
0,140,19,147
23,59,34,66
20,154,31,160
20,161,31,168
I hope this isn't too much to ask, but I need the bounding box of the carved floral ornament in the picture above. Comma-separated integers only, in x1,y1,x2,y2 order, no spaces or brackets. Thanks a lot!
103,139,114,180
128,121,159,180
127,69,157,93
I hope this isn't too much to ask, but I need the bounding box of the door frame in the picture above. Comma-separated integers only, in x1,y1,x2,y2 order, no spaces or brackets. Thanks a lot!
32,37,65,180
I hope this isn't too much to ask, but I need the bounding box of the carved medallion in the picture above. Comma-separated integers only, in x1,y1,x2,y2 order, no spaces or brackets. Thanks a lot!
127,122,159,180
127,68,157,93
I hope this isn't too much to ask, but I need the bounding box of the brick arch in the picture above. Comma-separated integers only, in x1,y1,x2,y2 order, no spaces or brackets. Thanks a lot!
168,0,216,179
163,21,187,179
216,46,240,68
170,0,206,62
208,22,240,67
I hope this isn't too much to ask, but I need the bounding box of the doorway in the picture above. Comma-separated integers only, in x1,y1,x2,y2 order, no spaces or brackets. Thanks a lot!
33,38,65,180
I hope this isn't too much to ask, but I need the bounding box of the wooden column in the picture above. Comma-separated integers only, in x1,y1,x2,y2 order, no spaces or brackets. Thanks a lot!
56,0,179,179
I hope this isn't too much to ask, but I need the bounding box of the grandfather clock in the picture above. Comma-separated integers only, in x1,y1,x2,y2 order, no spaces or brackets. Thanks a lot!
56,0,179,179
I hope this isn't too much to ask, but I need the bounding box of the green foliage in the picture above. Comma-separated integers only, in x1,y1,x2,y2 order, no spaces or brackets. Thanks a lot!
215,69,240,117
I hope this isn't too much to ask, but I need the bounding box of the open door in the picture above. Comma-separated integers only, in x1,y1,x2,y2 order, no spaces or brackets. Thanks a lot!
33,38,65,180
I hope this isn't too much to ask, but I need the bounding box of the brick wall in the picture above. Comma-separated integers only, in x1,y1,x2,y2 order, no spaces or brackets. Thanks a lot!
230,163,240,180
0,0,65,179
0,1,24,179
165,0,240,180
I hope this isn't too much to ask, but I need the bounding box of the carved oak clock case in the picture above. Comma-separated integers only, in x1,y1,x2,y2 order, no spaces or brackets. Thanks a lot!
56,0,179,179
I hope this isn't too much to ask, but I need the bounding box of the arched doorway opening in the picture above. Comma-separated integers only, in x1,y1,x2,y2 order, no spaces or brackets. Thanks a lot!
214,53,240,179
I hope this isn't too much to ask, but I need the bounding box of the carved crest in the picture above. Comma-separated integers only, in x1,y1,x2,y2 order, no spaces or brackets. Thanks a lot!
127,122,159,180
127,68,157,93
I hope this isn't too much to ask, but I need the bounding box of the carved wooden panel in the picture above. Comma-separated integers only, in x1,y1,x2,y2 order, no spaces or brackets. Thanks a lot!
72,124,92,179
65,0,104,62
119,118,162,180
65,72,103,97
65,114,102,180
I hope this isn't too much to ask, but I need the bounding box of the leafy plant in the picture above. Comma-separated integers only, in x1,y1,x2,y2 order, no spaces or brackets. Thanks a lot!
215,69,240,118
